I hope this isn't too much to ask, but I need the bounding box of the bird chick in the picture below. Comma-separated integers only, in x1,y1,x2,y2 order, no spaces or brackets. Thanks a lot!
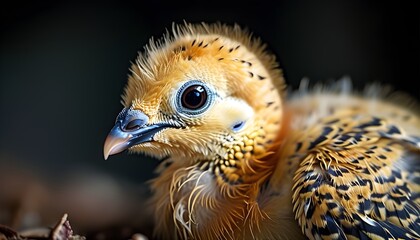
104,22,420,239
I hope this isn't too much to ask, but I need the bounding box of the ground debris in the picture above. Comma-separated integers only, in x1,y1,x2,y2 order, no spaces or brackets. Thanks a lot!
1,214,85,240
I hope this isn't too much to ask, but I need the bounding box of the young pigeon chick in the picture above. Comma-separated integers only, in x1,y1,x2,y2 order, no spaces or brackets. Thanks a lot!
103,22,420,240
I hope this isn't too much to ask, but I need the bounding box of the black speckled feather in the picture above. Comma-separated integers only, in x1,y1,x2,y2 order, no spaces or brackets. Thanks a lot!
292,112,420,240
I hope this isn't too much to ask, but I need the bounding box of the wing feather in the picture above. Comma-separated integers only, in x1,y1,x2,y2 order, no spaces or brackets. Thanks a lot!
292,112,420,240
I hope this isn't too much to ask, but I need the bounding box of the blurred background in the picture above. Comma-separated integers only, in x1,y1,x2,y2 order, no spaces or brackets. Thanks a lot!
1,0,419,239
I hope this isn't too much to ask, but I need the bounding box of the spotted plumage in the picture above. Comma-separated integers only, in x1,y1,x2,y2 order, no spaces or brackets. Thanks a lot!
103,22,420,239
291,111,420,239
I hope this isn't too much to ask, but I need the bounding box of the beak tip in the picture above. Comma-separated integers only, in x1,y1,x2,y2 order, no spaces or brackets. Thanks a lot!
103,137,112,160
103,133,129,160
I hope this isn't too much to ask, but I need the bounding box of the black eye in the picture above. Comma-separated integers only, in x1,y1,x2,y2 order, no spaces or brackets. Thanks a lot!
181,85,207,110
176,80,214,115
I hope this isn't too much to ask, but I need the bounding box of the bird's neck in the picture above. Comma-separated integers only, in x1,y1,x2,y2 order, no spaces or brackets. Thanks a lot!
149,113,288,239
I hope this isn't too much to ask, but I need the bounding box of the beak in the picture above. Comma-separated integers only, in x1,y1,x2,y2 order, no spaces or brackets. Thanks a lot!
103,108,172,160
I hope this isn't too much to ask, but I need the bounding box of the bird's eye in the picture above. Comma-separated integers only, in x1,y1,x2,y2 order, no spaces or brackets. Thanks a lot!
176,80,214,115
181,85,207,110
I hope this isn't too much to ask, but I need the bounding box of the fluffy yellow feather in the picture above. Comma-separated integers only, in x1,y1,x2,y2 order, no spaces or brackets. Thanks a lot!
104,22,420,239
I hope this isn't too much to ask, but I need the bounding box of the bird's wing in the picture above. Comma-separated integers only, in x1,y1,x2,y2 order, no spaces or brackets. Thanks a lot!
291,109,420,240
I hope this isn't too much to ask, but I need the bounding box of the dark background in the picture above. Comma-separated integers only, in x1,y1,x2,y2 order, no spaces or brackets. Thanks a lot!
1,0,419,238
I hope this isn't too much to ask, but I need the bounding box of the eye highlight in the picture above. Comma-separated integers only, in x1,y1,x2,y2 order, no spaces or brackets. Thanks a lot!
176,80,214,115
181,85,207,110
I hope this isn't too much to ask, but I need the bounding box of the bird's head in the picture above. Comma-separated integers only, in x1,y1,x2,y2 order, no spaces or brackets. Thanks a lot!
104,23,285,184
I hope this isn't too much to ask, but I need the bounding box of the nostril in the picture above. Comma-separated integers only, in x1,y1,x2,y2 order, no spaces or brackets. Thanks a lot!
124,119,145,131
116,107,149,132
